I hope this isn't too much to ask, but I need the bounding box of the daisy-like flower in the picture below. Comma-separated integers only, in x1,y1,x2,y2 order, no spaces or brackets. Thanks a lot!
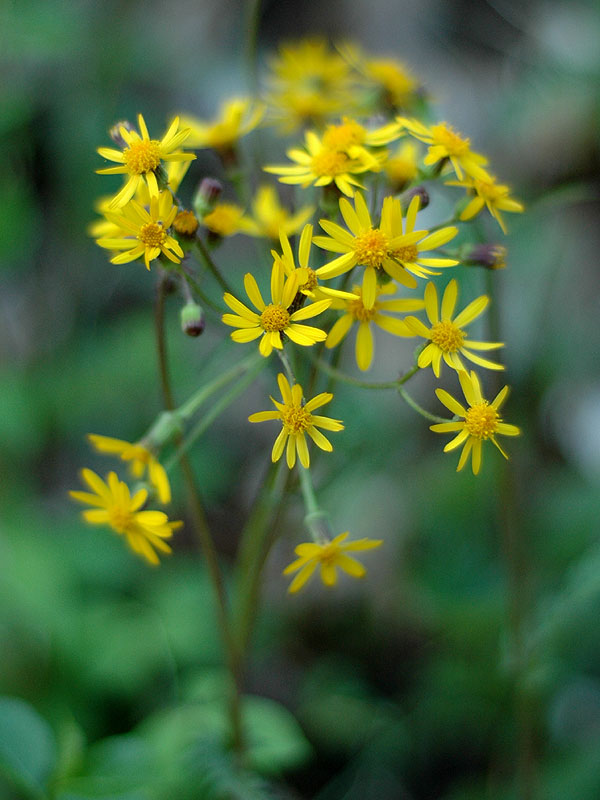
430,370,520,475
446,175,524,234
320,116,402,168
404,280,504,377
338,43,420,110
70,469,182,565
384,141,419,190
313,192,458,307
248,373,344,468
397,117,490,181
326,282,423,371
179,98,264,155
97,114,195,208
283,532,383,593
87,434,171,504
202,203,255,238
264,130,382,198
96,191,184,270
245,185,314,240
222,261,331,357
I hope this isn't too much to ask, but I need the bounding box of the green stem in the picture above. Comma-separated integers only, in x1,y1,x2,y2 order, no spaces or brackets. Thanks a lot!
297,465,332,544
244,0,262,95
397,385,447,423
307,356,420,390
193,237,236,296
178,352,263,420
172,261,225,315
276,347,297,385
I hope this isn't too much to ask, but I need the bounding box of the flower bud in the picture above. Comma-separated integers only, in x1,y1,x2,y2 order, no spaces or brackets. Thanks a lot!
400,185,429,212
462,243,507,270
193,178,223,217
109,120,135,149
173,210,199,238
180,301,205,336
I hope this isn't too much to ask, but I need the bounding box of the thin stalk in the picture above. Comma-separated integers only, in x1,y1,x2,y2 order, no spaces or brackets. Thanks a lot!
178,352,263,421
193,237,236,296
397,385,448,423
154,276,244,755
297,465,331,545
244,0,262,96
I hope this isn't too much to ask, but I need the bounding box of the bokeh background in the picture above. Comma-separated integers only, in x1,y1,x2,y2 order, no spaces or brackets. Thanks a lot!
1,0,600,797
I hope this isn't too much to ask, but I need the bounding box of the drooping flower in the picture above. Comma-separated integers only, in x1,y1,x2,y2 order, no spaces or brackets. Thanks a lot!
179,98,263,154
446,174,524,234
264,130,382,197
222,261,330,357
244,185,314,240
397,117,490,181
283,532,383,593
248,373,343,468
87,434,171,504
313,192,458,306
326,282,423,371
201,203,254,237
404,280,504,377
430,370,520,475
96,191,184,270
97,114,195,208
70,469,182,565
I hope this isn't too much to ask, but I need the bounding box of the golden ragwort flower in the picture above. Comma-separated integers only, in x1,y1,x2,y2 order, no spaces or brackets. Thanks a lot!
398,117,490,181
87,434,171,504
244,185,314,240
179,98,264,153
446,174,524,234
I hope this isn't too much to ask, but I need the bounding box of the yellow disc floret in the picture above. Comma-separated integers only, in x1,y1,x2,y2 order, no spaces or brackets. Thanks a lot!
281,404,312,433
430,123,469,156
311,149,350,177
353,228,389,268
392,243,419,262
108,506,133,534
322,120,366,151
122,139,162,174
430,320,465,353
348,295,378,323
139,222,167,247
260,304,290,332
465,402,499,439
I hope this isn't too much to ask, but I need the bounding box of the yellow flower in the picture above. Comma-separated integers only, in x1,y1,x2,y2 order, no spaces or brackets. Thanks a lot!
313,192,458,307
264,130,382,198
244,185,314,240
87,434,171,504
202,203,254,237
97,114,195,208
179,98,263,153
397,117,490,181
265,38,357,131
283,532,383,593
384,141,419,190
430,370,520,475
326,282,423,371
70,469,181,565
404,280,504,377
222,261,331,357
321,116,402,168
248,373,344,469
338,43,420,109
96,190,184,270
446,175,524,234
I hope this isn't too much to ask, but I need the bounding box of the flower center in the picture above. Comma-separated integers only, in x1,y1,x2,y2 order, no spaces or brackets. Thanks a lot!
173,210,199,236
348,292,377,322
322,120,366,151
260,304,290,332
430,320,465,352
391,244,418,263
431,123,470,156
465,402,499,439
353,228,389,269
318,541,340,566
139,222,167,247
122,139,162,174
281,404,312,433
473,179,502,201
311,148,350,177
108,504,133,534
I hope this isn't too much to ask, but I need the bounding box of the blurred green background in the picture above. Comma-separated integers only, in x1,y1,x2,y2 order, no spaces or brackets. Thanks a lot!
2,0,600,797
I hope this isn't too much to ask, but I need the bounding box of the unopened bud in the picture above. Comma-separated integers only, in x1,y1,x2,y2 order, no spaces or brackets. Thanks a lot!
180,301,205,336
173,210,199,238
400,185,429,212
109,120,135,149
462,243,507,270
193,178,223,217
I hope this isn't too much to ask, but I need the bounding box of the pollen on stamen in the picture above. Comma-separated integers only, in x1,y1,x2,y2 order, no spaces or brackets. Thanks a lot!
281,405,312,433
430,320,465,352
465,402,499,439
353,228,389,269
139,222,167,247
260,304,290,332
123,139,162,174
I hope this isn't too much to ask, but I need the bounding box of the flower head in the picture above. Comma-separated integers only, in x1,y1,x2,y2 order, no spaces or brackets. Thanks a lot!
97,114,195,208
447,175,524,234
180,98,263,154
384,141,419,190
430,370,520,474
249,373,343,468
202,203,254,237
87,434,171,504
283,532,382,593
404,280,504,377
222,261,330,357
245,185,314,240
326,282,423,371
264,130,382,198
70,469,181,565
313,192,458,307
96,190,184,270
398,117,490,181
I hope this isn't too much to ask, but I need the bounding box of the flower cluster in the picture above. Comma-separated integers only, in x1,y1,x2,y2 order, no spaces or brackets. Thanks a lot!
81,38,523,592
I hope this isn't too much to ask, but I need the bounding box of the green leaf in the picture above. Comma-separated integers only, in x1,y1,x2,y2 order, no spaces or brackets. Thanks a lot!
0,696,57,798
